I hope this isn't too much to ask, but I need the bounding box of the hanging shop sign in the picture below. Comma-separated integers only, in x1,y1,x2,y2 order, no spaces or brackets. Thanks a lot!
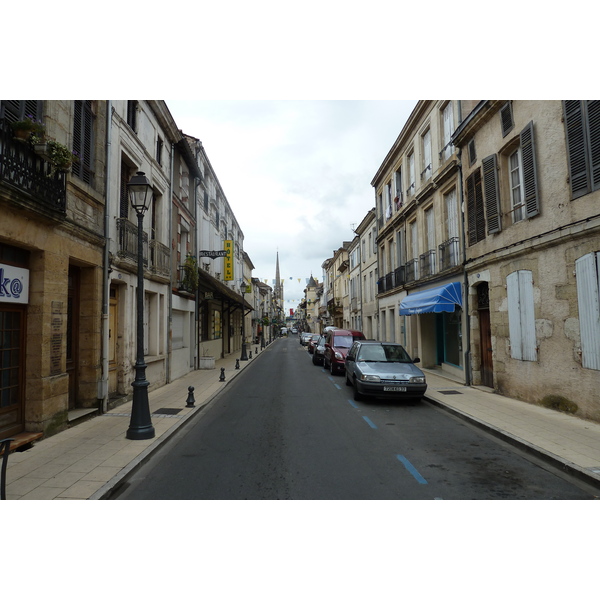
224,240,233,281
0,264,29,304
199,250,228,258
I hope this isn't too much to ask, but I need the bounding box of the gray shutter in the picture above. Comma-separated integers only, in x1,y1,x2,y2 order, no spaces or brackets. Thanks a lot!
520,121,539,218
507,272,523,360
466,172,478,246
507,270,537,361
482,154,501,234
587,100,600,191
563,101,590,199
518,270,537,361
575,252,600,370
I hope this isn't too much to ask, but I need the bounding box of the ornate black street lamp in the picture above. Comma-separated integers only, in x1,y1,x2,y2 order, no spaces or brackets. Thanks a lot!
240,281,250,361
126,171,155,440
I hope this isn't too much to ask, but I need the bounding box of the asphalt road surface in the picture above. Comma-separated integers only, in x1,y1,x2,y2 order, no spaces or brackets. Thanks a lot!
115,336,595,500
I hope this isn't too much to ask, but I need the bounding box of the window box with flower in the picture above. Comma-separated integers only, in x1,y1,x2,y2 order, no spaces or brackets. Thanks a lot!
11,115,45,141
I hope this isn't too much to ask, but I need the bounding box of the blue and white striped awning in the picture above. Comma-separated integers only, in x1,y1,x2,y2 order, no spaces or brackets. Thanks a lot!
399,282,462,315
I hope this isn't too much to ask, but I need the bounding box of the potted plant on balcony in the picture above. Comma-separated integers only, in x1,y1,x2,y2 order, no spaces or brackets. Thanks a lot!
11,115,45,141
45,140,79,175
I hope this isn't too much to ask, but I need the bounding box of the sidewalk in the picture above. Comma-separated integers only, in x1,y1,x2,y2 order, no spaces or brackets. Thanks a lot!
422,368,600,490
3,345,600,499
3,342,273,500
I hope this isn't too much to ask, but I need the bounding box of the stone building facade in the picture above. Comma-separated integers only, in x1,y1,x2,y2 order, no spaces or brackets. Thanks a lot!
452,100,600,421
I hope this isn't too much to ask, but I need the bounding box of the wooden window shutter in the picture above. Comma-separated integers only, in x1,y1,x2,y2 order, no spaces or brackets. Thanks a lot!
482,154,501,234
72,101,94,185
507,270,537,361
563,100,590,199
467,170,485,245
587,100,600,191
575,252,600,370
520,121,539,218
500,102,514,137
474,169,485,243
1,100,42,122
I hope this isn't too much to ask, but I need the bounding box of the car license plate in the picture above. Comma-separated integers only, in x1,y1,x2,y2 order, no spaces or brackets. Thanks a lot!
384,386,407,392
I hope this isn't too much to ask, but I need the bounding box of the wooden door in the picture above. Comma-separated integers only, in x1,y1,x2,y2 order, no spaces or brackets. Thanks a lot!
0,306,26,438
108,287,118,395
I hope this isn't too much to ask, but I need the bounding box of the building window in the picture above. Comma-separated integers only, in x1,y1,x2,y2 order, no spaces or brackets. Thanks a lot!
575,252,600,370
394,168,403,208
506,270,537,361
500,102,514,137
407,152,415,196
441,102,454,161
509,147,525,222
72,100,95,186
127,100,138,131
421,129,432,180
156,137,163,166
563,100,600,200
468,139,477,166
0,100,42,124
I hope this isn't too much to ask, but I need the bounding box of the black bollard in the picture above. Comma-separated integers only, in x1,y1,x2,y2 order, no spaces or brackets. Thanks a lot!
219,367,226,382
235,359,240,370
255,347,258,354
249,351,252,359
186,386,195,407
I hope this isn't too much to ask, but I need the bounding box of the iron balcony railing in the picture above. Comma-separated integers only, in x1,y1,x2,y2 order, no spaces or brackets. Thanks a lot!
439,237,460,271
420,249,436,278
117,218,148,266
394,265,405,287
149,239,169,277
0,119,66,214
405,258,419,283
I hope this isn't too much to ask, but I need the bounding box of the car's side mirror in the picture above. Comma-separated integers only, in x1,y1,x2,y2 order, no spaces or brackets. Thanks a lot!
413,357,420,364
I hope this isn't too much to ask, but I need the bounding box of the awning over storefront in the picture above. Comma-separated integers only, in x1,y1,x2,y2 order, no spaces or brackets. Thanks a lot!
399,282,462,315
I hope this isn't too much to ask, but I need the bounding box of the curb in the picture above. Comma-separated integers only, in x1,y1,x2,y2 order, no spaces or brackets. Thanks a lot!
424,395,600,492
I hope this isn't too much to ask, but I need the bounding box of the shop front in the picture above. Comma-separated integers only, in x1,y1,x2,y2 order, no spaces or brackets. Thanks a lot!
399,281,464,378
0,254,29,439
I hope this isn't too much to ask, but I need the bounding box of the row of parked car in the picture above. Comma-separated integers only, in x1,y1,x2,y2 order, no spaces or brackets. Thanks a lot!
300,327,427,402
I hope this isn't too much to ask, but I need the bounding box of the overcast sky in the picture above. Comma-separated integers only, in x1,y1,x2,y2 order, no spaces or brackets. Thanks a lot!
166,100,417,314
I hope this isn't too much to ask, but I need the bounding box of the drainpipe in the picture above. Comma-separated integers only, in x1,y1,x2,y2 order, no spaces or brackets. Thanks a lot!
167,142,174,383
99,101,113,413
457,146,471,386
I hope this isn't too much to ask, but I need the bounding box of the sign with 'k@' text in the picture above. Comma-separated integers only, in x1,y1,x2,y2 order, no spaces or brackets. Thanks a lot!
224,240,233,281
0,264,29,304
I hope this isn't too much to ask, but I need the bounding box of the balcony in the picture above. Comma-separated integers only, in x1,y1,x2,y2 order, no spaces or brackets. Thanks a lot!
405,258,418,283
177,265,196,293
117,218,148,266
420,249,436,278
0,120,66,216
439,237,460,271
149,239,169,277
394,265,405,287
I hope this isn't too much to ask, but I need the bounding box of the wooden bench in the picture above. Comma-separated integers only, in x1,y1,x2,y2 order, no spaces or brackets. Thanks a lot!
1,433,43,500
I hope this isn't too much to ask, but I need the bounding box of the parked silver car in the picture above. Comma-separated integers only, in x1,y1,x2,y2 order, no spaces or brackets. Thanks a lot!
345,340,427,401
312,335,326,365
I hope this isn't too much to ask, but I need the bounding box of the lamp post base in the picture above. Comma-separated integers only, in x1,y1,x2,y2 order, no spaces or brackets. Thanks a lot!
126,377,155,440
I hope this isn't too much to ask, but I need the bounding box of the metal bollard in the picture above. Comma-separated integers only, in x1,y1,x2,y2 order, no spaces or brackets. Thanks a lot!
219,367,226,382
186,386,195,407
235,359,240,370
255,347,258,354
249,351,252,359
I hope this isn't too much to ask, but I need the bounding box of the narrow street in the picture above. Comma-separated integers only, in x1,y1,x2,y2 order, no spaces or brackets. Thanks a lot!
115,336,594,500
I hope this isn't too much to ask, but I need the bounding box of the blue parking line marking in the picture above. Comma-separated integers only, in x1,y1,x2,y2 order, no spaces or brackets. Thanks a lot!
347,399,359,409
334,383,341,390
363,416,378,429
396,455,428,484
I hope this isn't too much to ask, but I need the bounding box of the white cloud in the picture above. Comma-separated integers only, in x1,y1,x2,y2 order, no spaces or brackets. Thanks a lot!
167,100,417,311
